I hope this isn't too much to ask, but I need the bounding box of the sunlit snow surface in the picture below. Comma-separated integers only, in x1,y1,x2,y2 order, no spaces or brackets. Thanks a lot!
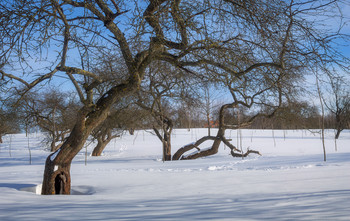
0,129,349,220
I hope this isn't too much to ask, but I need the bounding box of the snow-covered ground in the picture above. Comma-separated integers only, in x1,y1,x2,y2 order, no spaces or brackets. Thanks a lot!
0,129,349,220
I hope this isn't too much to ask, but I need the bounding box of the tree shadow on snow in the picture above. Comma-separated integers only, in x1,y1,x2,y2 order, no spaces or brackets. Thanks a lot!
0,183,35,190
0,183,95,195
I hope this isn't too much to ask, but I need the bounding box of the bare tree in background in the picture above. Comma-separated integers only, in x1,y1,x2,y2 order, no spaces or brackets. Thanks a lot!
251,101,320,129
200,83,222,136
91,103,149,156
90,112,123,157
19,90,79,151
0,99,20,143
323,76,350,139
137,62,197,161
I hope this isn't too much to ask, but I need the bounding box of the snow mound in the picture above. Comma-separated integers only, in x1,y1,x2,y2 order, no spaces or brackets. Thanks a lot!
20,184,42,195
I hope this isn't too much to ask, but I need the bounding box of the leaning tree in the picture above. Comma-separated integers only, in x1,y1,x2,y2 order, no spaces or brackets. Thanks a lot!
1,0,349,194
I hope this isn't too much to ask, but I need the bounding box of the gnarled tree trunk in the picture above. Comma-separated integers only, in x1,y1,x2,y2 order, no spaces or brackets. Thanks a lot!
153,126,172,161
173,103,261,160
172,128,225,160
42,120,90,195
162,132,172,161
92,136,109,157
41,78,140,195
91,128,119,156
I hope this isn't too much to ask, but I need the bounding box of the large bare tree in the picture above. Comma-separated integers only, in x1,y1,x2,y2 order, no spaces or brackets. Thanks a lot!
1,0,349,194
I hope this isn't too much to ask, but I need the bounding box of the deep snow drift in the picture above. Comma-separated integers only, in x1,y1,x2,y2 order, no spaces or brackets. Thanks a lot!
0,129,349,220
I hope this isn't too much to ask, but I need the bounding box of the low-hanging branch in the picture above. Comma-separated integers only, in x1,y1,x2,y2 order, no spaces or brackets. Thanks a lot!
172,135,217,160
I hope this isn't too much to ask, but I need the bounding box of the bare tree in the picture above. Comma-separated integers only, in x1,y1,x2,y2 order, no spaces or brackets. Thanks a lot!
137,62,196,161
200,83,223,136
250,101,320,129
0,103,20,143
1,81,22,142
323,76,350,139
316,74,327,161
175,102,197,130
91,103,148,156
91,117,122,157
19,90,79,151
1,0,349,194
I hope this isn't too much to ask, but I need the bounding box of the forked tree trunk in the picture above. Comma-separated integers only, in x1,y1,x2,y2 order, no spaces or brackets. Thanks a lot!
153,126,172,161
92,128,120,156
92,137,110,156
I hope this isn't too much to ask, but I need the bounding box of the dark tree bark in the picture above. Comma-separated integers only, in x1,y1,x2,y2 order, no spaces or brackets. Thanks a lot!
42,115,104,194
42,80,139,194
128,128,135,135
153,124,172,161
334,112,347,139
335,128,342,139
92,137,109,156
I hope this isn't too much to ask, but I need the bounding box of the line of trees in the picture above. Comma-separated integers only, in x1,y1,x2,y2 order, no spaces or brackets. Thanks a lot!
1,0,350,195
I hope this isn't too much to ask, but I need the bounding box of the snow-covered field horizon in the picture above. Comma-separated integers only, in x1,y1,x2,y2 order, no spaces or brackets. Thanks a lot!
1,129,349,220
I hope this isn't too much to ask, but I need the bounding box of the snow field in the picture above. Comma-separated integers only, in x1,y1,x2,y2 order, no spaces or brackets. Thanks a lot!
0,129,349,220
